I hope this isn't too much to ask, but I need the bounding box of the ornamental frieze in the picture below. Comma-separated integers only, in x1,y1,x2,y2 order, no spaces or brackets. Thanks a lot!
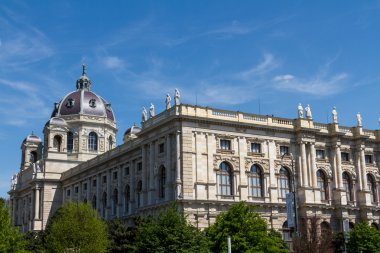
342,166,356,179
316,165,332,178
213,154,240,171
244,157,269,173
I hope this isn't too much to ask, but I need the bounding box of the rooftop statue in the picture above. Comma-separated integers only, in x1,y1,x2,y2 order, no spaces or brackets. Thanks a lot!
305,104,312,120
166,94,171,110
175,88,180,105
332,106,338,124
298,103,303,118
357,112,362,127
142,107,147,122
150,103,155,118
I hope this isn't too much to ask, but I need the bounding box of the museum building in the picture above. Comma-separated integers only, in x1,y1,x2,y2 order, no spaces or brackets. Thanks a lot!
9,66,380,238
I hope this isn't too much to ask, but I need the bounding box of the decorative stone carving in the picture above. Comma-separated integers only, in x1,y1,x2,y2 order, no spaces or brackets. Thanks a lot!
332,106,338,124
342,166,356,179
316,165,332,178
166,94,171,110
245,158,269,173
298,103,303,119
305,104,312,120
149,103,155,118
213,154,240,171
356,112,362,127
142,107,147,122
174,88,180,105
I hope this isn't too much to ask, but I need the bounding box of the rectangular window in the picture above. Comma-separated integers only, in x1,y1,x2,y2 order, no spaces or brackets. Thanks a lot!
74,186,78,193
84,183,87,191
251,143,261,153
113,171,118,180
316,149,325,159
159,143,165,153
280,146,289,156
138,162,142,171
125,167,130,175
341,152,350,162
365,155,373,164
220,140,231,150
103,175,107,183
67,189,71,197
93,179,96,187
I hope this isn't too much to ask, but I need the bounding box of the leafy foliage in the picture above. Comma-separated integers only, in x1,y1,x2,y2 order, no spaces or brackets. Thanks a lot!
0,198,28,253
206,201,288,253
107,218,137,252
134,203,211,253
347,222,380,253
44,202,108,253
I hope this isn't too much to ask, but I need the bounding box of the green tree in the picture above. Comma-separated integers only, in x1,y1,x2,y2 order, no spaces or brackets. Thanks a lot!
44,202,108,253
134,204,211,253
0,198,28,253
347,222,380,253
107,218,137,252
206,201,288,253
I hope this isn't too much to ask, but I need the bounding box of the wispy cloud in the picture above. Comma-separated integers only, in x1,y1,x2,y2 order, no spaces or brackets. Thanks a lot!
101,56,126,71
237,53,279,80
0,7,53,69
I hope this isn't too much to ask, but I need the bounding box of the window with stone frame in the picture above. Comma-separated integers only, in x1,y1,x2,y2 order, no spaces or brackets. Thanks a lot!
342,172,353,202
218,162,233,196
279,146,289,156
316,149,325,160
158,166,166,199
317,170,328,201
159,143,165,153
341,152,350,162
251,143,261,153
248,164,264,198
220,139,231,150
365,154,373,164
124,185,130,214
88,132,98,151
67,132,74,152
277,167,290,200
367,174,377,203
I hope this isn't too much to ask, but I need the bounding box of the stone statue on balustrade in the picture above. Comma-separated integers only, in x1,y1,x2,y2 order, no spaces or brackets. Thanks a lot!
332,106,338,124
298,103,303,118
305,104,312,120
150,103,155,118
166,94,171,110
142,107,147,122
174,88,180,105
357,112,362,127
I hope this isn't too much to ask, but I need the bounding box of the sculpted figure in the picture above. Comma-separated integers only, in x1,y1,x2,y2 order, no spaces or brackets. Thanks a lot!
166,94,171,110
149,103,155,118
298,103,303,118
142,107,147,122
305,104,312,119
332,106,338,124
174,88,180,105
357,112,362,127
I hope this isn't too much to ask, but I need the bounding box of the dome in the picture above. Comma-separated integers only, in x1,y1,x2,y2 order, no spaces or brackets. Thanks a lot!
51,65,115,122
47,117,68,126
123,125,141,143
23,132,42,143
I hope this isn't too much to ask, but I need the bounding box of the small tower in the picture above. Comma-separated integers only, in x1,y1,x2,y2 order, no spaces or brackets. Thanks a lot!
20,132,42,171
76,64,92,91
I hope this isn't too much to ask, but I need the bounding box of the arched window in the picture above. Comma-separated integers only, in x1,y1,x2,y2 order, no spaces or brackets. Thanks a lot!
112,189,118,216
317,170,328,201
92,195,96,209
88,132,98,151
248,164,263,198
53,135,62,152
218,162,233,195
67,132,74,152
137,181,142,208
278,167,290,200
108,136,113,150
342,172,353,202
102,192,107,218
29,151,37,163
124,185,130,214
367,174,377,203
282,221,291,242
159,166,166,199
320,221,331,234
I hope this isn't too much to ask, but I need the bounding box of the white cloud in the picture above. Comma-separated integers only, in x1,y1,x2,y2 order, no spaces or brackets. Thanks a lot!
273,73,348,96
102,56,125,70
237,54,279,80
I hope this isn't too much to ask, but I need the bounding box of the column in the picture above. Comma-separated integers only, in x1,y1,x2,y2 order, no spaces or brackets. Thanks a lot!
149,142,155,204
310,143,317,188
165,134,172,201
118,165,122,216
360,147,367,191
86,178,91,204
355,151,362,191
300,142,308,187
141,146,147,206
78,181,82,202
175,131,182,198
207,133,216,200
96,174,101,211
130,161,135,210
335,145,343,189
107,170,112,219
34,186,40,219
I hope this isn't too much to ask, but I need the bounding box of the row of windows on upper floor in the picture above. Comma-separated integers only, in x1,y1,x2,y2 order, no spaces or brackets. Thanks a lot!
219,139,375,164
217,162,379,205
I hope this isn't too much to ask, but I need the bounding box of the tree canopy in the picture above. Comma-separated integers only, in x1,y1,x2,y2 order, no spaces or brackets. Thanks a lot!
0,198,28,253
44,202,108,253
134,204,211,253
206,201,288,253
347,222,380,253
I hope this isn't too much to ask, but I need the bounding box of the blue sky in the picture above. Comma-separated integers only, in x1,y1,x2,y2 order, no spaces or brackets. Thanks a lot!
1,1,380,197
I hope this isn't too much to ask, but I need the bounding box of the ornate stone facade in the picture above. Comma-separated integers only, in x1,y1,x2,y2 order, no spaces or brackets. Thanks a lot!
8,72,380,238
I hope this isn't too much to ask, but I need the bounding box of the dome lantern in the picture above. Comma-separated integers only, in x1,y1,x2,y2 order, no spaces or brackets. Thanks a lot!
76,64,92,91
